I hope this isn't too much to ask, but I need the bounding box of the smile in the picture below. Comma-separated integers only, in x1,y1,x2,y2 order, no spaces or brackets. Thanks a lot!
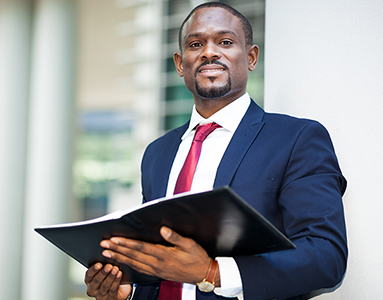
197,64,227,77
199,68,225,73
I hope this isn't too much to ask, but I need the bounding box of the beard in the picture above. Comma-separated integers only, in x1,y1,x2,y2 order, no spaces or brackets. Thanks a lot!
195,76,231,99
194,59,231,99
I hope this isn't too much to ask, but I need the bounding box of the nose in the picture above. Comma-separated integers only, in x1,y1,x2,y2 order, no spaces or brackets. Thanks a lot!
201,41,221,61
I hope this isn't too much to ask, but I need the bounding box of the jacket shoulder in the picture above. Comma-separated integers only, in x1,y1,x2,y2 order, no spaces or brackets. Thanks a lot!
262,111,330,136
144,122,188,154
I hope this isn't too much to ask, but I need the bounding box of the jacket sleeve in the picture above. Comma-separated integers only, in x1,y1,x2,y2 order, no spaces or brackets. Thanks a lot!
234,121,347,300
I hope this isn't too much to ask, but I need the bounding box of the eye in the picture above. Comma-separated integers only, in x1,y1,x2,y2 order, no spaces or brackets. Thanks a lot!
190,42,203,48
220,40,233,45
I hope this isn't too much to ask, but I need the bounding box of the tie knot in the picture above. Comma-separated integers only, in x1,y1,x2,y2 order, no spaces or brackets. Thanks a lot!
194,122,221,142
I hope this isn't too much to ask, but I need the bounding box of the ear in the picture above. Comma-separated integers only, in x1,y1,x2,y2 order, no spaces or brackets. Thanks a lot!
173,52,184,77
247,44,260,71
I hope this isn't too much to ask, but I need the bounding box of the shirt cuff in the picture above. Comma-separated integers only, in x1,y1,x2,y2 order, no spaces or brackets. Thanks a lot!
214,257,243,299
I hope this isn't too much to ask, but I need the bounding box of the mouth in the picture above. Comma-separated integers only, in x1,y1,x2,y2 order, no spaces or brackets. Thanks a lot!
198,64,226,76
199,66,225,73
196,60,228,76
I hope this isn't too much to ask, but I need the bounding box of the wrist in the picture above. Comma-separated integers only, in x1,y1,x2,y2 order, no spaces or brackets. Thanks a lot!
197,259,220,292
126,284,133,300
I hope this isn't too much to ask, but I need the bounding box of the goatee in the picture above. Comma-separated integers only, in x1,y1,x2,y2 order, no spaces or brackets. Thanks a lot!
196,77,231,99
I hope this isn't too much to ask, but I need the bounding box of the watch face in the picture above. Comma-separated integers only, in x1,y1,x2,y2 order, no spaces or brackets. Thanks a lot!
198,281,214,292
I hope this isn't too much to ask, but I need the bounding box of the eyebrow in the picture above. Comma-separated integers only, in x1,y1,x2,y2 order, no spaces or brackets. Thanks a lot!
184,30,238,42
217,30,238,37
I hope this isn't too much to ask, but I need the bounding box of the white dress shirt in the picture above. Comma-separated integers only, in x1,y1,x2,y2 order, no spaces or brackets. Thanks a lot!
166,92,251,300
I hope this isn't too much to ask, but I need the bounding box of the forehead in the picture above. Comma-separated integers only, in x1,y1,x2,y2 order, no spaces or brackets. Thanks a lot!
182,7,245,42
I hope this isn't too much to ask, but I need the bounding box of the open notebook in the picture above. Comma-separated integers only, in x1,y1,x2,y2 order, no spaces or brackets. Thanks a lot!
35,186,295,284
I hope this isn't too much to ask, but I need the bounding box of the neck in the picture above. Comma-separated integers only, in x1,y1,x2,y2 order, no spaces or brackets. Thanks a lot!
193,92,245,118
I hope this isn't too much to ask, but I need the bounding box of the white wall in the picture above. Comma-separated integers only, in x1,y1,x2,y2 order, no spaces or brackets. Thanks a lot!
264,0,383,298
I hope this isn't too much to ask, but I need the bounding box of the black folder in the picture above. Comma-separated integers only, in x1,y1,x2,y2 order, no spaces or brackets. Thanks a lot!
35,186,295,284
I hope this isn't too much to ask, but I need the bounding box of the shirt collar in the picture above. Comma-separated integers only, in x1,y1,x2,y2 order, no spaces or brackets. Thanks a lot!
181,92,251,140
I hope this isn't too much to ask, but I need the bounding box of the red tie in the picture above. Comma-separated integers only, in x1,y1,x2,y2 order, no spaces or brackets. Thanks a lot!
174,122,221,194
158,122,220,300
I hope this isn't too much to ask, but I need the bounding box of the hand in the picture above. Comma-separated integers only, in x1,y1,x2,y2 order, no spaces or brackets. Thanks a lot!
84,263,132,300
100,226,219,285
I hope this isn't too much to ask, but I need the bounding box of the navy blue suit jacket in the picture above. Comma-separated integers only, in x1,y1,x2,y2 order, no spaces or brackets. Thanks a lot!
134,101,347,300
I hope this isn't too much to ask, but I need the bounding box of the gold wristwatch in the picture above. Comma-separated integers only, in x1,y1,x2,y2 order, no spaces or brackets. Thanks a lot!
197,259,218,292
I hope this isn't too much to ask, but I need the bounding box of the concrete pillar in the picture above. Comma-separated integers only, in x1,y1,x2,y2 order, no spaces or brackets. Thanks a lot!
129,0,164,203
264,0,383,299
21,0,77,299
0,0,31,298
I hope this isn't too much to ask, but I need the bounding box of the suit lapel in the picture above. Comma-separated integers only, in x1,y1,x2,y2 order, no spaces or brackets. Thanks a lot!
214,101,265,188
151,101,265,197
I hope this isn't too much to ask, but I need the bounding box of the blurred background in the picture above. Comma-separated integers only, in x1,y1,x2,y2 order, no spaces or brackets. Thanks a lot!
0,0,265,299
4,0,382,299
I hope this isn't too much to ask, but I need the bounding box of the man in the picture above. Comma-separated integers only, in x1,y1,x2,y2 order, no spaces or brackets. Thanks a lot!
84,2,347,300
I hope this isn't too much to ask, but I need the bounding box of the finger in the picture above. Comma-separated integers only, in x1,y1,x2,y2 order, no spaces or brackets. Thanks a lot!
103,249,159,277
102,228,183,252
85,262,103,284
107,270,124,297
98,266,120,296
86,264,114,296
101,239,167,277
102,232,193,264
160,226,195,250
160,226,178,243
102,238,164,258
102,242,161,278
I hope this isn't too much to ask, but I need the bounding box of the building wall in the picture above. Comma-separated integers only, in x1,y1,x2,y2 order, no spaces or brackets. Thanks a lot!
264,0,383,298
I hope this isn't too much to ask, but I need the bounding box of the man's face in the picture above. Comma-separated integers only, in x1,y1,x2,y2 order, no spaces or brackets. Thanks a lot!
174,7,258,102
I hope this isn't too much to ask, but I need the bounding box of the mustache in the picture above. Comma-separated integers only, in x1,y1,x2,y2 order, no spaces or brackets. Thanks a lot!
196,59,229,74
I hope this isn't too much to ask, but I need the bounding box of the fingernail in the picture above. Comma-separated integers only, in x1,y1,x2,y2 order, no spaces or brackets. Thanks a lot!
103,251,112,258
111,267,118,275
161,226,171,238
105,264,112,272
100,241,110,248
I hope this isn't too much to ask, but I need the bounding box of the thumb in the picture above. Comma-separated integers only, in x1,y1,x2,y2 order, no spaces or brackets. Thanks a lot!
160,226,182,245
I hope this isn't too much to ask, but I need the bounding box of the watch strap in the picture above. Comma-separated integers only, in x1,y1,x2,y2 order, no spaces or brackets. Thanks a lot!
205,259,218,284
197,259,218,292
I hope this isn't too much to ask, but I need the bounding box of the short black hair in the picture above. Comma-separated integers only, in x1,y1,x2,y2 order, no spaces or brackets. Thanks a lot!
178,2,253,51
